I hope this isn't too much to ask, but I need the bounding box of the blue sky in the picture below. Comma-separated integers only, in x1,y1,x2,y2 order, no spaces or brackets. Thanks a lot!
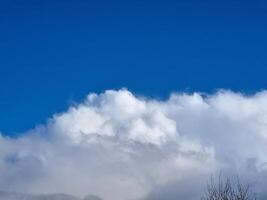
0,0,267,134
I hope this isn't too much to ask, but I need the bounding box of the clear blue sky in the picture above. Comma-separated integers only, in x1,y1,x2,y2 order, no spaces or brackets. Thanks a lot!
0,0,267,135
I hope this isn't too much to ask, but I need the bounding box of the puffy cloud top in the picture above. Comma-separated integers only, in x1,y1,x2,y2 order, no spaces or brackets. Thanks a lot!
53,89,176,145
0,89,267,200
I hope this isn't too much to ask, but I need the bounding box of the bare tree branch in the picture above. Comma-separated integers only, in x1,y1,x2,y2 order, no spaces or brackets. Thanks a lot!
201,175,256,200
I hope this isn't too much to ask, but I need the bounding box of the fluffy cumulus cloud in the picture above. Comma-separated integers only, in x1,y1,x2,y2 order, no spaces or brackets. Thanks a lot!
1,89,267,200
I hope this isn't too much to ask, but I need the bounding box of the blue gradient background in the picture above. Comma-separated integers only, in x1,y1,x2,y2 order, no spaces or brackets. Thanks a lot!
0,0,266,134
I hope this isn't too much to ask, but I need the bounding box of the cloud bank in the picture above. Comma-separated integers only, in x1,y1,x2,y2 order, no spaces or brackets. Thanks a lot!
1,89,267,200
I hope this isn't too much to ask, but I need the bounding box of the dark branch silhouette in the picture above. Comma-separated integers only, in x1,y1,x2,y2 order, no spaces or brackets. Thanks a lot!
201,175,256,200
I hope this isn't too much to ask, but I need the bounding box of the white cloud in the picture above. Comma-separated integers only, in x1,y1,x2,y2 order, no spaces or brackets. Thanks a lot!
0,89,267,200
